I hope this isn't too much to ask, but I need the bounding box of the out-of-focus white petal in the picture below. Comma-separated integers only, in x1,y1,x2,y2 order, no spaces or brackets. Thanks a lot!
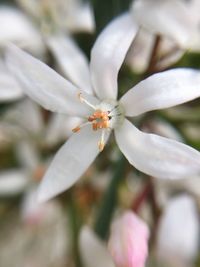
131,0,194,48
156,48,184,71
142,118,183,142
3,99,44,136
16,0,41,20
45,114,83,146
0,170,28,196
90,13,138,100
17,0,95,33
21,187,49,224
79,226,115,267
0,5,44,57
0,63,23,102
126,29,154,74
46,34,92,94
0,196,68,266
156,195,199,266
154,175,200,209
126,29,184,74
38,126,110,202
65,2,95,33
16,140,40,171
185,0,200,52
120,68,200,117
6,44,99,117
115,119,200,179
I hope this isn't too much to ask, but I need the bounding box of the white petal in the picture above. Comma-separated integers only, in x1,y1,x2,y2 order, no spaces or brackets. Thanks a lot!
157,195,199,264
38,126,110,202
79,226,115,267
3,98,44,136
16,0,40,19
21,187,48,223
45,114,83,146
0,170,28,196
0,6,45,57
131,0,194,47
65,3,95,33
120,68,200,117
0,66,23,102
156,47,184,71
143,118,183,142
46,34,92,94
90,12,138,100
115,119,200,179
16,140,40,171
6,44,99,117
126,29,155,74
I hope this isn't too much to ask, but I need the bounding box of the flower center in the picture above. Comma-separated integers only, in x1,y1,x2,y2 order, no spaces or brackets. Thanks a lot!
88,110,110,131
72,93,124,151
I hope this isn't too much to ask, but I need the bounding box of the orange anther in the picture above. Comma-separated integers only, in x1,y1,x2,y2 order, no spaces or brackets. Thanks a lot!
72,126,81,133
92,123,98,131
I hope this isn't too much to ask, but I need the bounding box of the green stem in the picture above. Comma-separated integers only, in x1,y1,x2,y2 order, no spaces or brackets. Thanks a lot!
94,154,127,240
67,190,83,267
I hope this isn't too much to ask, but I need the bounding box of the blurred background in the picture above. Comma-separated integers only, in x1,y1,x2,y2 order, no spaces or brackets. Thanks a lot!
1,0,200,267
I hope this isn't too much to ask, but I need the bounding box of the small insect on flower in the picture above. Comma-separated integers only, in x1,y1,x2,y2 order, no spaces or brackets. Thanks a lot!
6,12,200,202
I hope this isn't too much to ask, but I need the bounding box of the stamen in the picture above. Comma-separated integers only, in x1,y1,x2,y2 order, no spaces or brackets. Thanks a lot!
72,121,93,133
98,130,106,151
78,92,96,110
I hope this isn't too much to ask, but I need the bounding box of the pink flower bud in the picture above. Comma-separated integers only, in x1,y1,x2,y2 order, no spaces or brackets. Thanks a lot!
108,211,149,267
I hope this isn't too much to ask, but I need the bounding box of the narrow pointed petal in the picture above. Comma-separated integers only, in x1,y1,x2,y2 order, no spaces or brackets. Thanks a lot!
90,12,138,100
120,69,200,117
115,119,200,179
46,34,93,94
38,126,110,202
79,226,115,267
132,0,194,47
6,44,99,117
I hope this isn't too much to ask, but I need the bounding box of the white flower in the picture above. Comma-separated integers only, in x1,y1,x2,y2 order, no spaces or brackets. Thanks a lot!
16,0,95,93
156,195,199,267
128,0,200,73
17,0,95,34
0,5,45,57
6,13,200,202
0,199,68,267
132,0,197,48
